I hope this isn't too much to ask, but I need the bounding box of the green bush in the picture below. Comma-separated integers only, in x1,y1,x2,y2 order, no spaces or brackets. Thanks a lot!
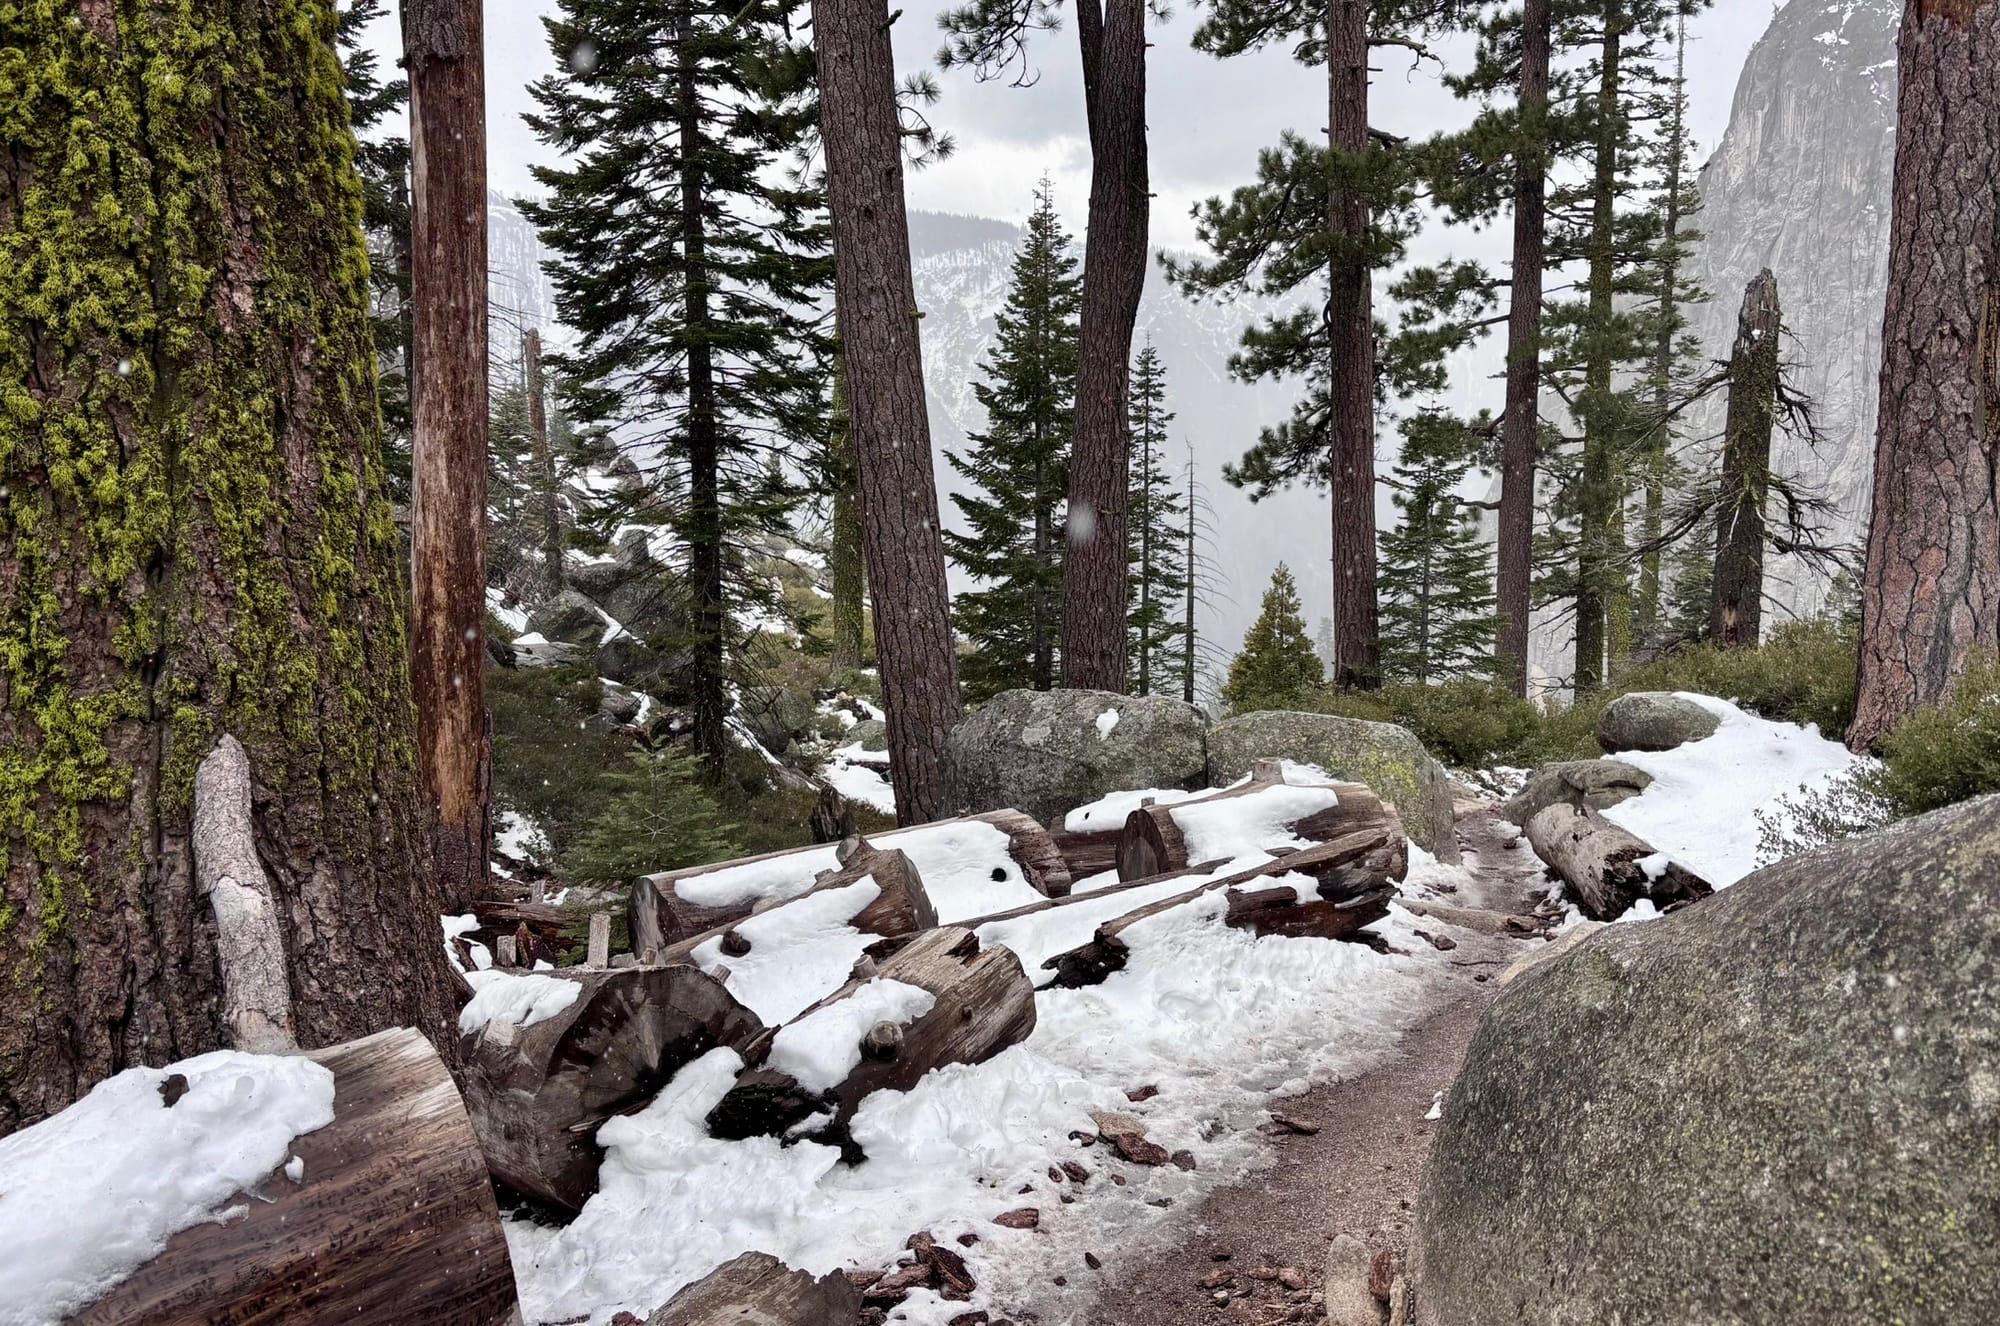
1868,652,2000,816
565,748,742,885
490,664,632,865
1310,679,1543,770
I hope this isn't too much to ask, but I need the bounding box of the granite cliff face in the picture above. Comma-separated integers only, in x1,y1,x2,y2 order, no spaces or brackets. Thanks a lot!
1682,0,1899,611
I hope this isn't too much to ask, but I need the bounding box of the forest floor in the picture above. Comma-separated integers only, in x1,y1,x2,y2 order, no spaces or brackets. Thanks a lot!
1079,798,1549,1326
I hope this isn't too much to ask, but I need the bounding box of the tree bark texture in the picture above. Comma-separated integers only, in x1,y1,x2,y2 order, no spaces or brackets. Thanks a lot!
405,0,492,910
1328,0,1382,689
828,362,867,672
525,328,565,595
1849,0,2000,751
1710,271,1780,647
1060,0,1150,693
0,1,461,1133
816,0,965,820
1496,0,1551,696
1572,4,1624,695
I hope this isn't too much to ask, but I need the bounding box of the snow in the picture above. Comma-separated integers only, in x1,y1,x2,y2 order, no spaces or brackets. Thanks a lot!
1599,694,1859,890
1168,783,1342,865
767,979,938,1091
284,1155,306,1183
487,587,531,634
688,880,885,1023
0,1052,335,1326
1062,786,1198,831
824,749,897,815
1094,707,1121,739
443,913,494,974
459,970,584,1036
495,808,547,862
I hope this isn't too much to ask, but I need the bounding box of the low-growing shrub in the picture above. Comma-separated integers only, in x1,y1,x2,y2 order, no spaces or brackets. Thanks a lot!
565,748,742,886
1868,652,2000,816
490,664,632,865
1310,680,1542,770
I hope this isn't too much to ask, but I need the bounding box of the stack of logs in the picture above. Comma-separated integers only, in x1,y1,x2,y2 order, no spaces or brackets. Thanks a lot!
109,744,1410,1325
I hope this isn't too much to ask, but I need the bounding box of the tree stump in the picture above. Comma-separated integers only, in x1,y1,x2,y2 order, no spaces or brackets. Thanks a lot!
73,1029,518,1326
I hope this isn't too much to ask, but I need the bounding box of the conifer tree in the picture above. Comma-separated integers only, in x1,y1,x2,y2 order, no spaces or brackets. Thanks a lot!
1126,342,1190,695
1378,416,1501,683
1222,565,1325,714
525,0,832,775
943,184,1083,699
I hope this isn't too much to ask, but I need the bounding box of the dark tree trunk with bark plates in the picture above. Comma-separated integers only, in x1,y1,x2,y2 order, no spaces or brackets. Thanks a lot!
1849,0,2000,751
1709,271,1780,648
1328,0,1381,688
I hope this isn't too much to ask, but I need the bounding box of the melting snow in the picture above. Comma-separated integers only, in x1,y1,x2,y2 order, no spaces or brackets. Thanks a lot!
460,970,584,1036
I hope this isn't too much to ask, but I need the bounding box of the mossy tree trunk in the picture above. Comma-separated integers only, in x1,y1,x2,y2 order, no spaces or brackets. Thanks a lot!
0,0,460,1133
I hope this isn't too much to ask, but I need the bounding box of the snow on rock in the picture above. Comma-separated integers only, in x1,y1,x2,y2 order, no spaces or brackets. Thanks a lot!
1599,694,1858,889
495,809,547,863
442,913,494,974
1062,786,1199,831
688,880,885,1023
824,751,896,815
767,979,939,1091
1094,707,1121,740
0,1052,336,1326
1169,783,1342,865
459,970,584,1036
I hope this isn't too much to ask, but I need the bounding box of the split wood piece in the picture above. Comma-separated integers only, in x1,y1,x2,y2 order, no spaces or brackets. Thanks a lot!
706,927,1036,1155
1115,773,1391,881
469,898,573,955
74,1029,518,1326
461,965,764,1212
643,1250,862,1324
1047,821,1409,989
1049,826,1123,881
647,842,936,971
193,735,296,1054
1523,803,1714,921
630,806,1063,953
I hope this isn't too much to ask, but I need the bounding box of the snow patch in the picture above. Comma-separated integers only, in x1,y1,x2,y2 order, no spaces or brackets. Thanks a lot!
1063,787,1199,831
1168,783,1341,865
460,971,584,1036
689,880,885,1023
768,979,939,1092
1094,708,1121,740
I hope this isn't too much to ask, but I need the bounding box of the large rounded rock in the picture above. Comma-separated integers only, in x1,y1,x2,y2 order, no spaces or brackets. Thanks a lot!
841,718,888,753
526,590,607,647
1500,759,1653,828
1415,794,2000,1324
1208,711,1458,862
1595,691,1720,753
942,689,1208,829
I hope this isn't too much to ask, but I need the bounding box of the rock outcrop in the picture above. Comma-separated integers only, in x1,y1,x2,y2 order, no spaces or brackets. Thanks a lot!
1208,711,1459,862
1415,793,2000,1323
1595,692,1719,753
1501,760,1652,828
942,690,1209,830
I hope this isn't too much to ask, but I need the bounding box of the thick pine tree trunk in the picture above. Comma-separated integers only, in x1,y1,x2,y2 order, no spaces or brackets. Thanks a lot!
1496,0,1550,697
815,0,964,821
677,0,730,778
1328,0,1382,690
828,366,867,672
1849,0,2000,751
1709,271,1780,647
406,0,492,911
1573,6,1624,695
525,328,565,595
1060,0,1149,693
0,0,460,1132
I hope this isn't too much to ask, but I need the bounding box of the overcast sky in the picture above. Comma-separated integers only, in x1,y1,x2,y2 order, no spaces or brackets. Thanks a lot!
363,0,1776,250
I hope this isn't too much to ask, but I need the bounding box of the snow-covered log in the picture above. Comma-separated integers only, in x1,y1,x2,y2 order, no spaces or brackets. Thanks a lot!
460,966,764,1211
705,927,1036,1153
647,841,936,969
1523,803,1714,920
643,1251,862,1324
1049,825,1123,880
1114,769,1393,881
1047,825,1407,988
72,1029,518,1326
629,809,1070,953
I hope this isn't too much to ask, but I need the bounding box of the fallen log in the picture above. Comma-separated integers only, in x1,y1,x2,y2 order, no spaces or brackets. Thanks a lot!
1047,821,1408,988
706,927,1036,1154
1523,803,1714,920
1115,769,1392,881
1399,899,1553,937
644,1251,861,1325
648,841,936,970
460,965,765,1212
630,808,1065,953
73,1028,518,1326
470,898,573,961
1049,826,1122,881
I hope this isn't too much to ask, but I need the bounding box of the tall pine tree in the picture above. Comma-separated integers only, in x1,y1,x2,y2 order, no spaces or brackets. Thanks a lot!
1377,415,1501,683
1222,565,1325,714
943,184,1083,699
1126,341,1190,695
525,0,831,774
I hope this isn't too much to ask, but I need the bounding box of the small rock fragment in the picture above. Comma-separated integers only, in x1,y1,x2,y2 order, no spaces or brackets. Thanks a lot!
1084,1251,1102,1270
993,1208,1041,1230
1170,1149,1197,1171
1062,1160,1091,1183
1125,1084,1159,1103
1113,1133,1171,1166
1266,1111,1321,1135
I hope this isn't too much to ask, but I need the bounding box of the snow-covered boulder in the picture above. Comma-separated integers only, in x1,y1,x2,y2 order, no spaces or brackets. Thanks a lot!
1500,759,1653,828
1415,793,2000,1324
942,689,1208,830
528,590,608,647
1208,711,1459,862
1595,691,1721,753
843,718,888,753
